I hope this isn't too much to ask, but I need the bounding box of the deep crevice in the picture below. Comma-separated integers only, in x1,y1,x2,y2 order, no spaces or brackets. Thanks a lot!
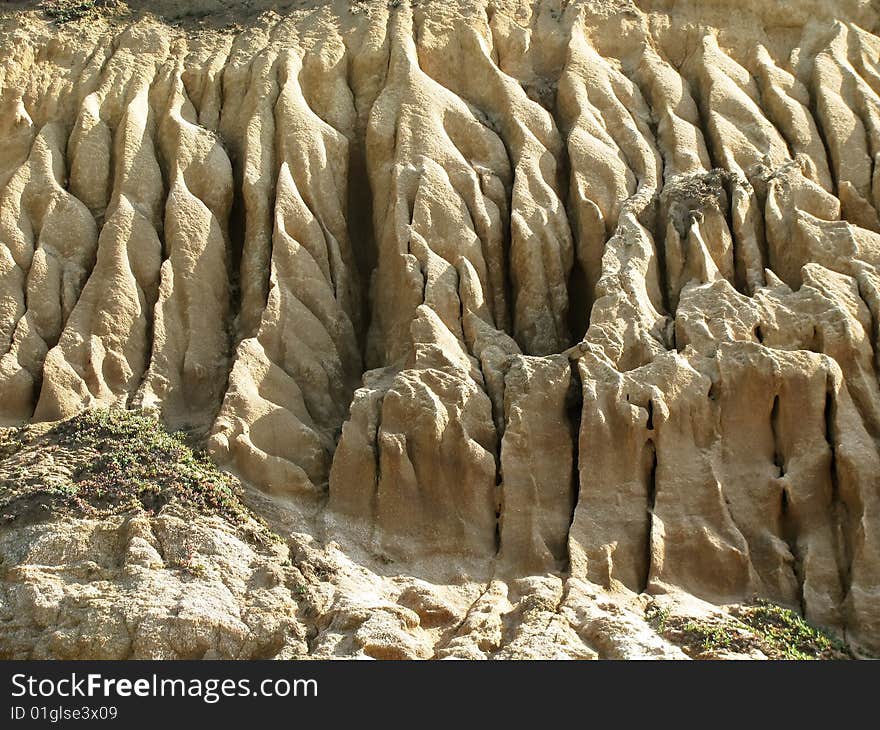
562,360,583,574
824,384,852,606
778,483,805,617
806,73,840,197
642,438,658,594
855,269,880,376
770,394,784,476
346,141,377,350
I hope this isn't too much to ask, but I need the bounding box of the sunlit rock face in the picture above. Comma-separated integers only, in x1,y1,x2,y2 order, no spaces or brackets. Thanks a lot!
1,0,880,657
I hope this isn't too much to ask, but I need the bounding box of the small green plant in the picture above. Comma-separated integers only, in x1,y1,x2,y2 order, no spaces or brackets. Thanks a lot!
734,600,850,660
647,599,852,659
0,409,264,530
174,547,208,578
174,558,207,577
679,619,745,653
645,604,671,633
40,0,98,24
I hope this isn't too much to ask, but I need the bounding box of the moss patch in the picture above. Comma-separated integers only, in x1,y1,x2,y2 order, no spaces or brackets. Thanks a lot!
733,600,851,660
0,409,254,528
647,600,851,660
40,0,98,23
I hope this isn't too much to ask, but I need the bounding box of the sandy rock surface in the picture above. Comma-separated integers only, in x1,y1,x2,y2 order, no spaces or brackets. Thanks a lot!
0,0,879,657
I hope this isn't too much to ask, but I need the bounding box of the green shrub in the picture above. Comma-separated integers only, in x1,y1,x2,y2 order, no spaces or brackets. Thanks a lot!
0,409,253,527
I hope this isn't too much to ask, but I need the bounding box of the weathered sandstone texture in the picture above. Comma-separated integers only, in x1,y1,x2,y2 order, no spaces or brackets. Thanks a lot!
2,0,880,657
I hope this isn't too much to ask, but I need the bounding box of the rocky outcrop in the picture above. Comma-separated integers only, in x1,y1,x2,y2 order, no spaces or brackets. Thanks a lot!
2,0,880,656
0,509,312,660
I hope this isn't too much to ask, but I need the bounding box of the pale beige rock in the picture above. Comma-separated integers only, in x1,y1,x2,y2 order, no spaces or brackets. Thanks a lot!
498,355,574,575
0,509,311,659
0,0,880,657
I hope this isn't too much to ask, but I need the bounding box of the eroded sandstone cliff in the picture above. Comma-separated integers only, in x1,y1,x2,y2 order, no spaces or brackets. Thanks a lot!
1,0,879,658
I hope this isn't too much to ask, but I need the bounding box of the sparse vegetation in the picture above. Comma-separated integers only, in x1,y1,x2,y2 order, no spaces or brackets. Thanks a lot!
734,600,851,660
676,617,757,656
39,0,122,24
40,0,98,24
647,599,852,660
0,409,254,527
173,544,209,578
645,604,671,633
